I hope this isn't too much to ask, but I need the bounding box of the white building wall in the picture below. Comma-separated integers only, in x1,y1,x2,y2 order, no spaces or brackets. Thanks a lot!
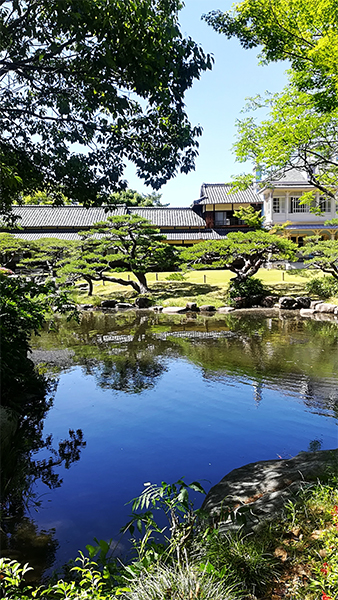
263,189,337,226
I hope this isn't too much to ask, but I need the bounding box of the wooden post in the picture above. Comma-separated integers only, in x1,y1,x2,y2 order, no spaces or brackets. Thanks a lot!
128,274,130,280
282,271,285,281
204,274,206,283
156,273,158,281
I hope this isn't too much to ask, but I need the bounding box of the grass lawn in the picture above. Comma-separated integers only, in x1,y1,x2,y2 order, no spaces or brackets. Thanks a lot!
72,267,329,308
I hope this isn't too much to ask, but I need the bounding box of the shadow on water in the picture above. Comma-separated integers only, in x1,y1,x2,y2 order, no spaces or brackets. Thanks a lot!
0,359,86,581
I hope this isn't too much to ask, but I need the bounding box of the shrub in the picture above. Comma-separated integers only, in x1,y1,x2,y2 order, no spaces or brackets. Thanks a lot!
305,275,338,299
0,558,33,599
124,563,237,600
227,277,266,307
165,272,186,281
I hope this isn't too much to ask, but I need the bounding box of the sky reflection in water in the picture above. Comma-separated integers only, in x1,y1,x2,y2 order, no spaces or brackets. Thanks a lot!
28,311,338,569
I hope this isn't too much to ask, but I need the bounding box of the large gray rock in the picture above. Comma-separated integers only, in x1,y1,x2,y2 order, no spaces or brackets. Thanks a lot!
162,306,187,314
202,449,338,533
134,296,153,308
279,296,298,309
314,303,337,313
186,302,199,312
218,306,235,313
116,302,134,309
78,304,94,310
261,295,279,308
310,300,323,309
199,304,216,312
100,299,117,308
294,296,311,309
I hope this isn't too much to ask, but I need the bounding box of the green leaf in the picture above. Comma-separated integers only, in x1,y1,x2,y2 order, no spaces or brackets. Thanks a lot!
188,481,206,494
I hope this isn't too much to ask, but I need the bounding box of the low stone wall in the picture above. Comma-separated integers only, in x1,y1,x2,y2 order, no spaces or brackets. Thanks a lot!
77,296,338,320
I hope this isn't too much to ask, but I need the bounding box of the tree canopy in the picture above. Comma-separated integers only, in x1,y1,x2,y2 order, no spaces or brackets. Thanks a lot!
233,205,265,229
204,0,338,203
0,233,31,268
19,237,74,278
18,191,72,205
302,238,338,280
58,214,179,295
0,0,212,216
181,231,296,283
204,0,338,112
16,188,166,207
232,86,338,202
108,189,168,207
90,214,179,293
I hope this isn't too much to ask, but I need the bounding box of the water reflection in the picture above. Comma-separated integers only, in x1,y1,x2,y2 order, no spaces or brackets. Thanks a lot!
7,310,337,575
0,367,86,571
31,310,338,418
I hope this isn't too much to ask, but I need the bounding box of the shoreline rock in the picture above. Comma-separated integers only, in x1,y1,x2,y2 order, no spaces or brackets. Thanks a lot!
202,449,338,534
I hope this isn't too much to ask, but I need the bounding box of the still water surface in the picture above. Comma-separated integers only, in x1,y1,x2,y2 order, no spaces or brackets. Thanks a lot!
11,311,338,573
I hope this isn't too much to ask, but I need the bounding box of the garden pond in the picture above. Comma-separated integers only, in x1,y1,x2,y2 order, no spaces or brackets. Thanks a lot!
1,309,338,579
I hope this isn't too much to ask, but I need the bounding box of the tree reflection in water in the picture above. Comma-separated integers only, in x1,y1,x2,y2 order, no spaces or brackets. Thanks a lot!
7,308,337,576
32,310,338,417
58,312,169,393
0,363,86,577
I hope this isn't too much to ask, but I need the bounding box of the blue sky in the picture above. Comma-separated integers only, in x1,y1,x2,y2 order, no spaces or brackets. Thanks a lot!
125,0,288,206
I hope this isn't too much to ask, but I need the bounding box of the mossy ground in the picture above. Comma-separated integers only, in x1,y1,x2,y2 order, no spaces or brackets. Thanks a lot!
71,268,338,308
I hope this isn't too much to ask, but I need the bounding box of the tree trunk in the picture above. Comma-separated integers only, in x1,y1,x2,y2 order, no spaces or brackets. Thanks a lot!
134,272,149,294
102,273,148,294
102,275,141,294
83,275,93,296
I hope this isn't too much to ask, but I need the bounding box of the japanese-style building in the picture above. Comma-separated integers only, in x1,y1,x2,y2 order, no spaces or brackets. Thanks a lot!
4,169,338,244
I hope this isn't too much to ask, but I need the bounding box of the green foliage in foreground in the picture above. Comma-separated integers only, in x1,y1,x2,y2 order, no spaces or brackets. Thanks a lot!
1,474,338,600
0,274,78,407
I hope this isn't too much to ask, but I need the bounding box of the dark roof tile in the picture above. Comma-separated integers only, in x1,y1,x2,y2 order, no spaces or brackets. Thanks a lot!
128,207,205,227
199,183,262,205
11,205,127,228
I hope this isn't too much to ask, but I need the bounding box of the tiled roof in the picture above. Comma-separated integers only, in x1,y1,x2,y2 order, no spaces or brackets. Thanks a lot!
13,230,224,243
198,183,262,205
166,231,223,241
128,207,205,227
11,205,127,228
262,168,313,189
12,232,105,241
10,205,206,229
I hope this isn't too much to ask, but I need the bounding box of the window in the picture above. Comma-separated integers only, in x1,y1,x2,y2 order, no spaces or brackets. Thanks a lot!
214,211,229,225
290,197,309,213
319,196,331,212
273,197,285,213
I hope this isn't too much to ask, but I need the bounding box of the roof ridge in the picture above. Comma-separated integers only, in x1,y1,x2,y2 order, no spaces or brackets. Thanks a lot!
14,204,127,209
129,206,191,210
